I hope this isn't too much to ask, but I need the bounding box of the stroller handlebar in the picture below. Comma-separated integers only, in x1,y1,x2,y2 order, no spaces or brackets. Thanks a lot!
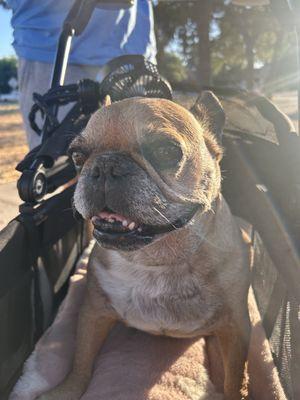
96,0,134,8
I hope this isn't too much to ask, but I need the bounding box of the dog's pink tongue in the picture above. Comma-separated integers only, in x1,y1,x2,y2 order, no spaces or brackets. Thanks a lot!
98,211,127,222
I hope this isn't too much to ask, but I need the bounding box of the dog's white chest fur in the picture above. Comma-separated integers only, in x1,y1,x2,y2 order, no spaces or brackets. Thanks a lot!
94,252,223,337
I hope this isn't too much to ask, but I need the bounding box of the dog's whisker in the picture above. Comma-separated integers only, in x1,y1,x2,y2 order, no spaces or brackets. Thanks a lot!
153,207,178,230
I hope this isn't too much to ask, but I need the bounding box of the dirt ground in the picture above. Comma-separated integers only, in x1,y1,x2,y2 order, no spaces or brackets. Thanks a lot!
0,91,298,185
0,103,28,184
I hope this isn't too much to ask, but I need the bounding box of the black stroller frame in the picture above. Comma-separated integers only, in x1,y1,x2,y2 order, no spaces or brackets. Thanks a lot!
1,0,300,399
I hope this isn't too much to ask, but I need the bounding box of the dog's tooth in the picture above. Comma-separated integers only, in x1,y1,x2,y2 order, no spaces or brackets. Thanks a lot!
128,222,135,230
122,220,128,227
137,227,142,232
108,218,114,223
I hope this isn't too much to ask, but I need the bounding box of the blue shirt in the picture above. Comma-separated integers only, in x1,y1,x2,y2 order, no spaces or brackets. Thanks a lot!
7,0,156,66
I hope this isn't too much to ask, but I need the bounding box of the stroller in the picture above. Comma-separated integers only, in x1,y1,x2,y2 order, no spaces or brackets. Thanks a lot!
1,0,300,398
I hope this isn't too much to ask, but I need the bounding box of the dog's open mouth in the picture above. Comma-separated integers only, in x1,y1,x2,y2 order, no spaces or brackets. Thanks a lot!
91,208,176,237
91,209,142,232
90,206,198,251
90,208,156,250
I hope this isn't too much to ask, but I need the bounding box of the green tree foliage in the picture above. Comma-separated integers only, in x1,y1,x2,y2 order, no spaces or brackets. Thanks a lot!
158,52,187,83
154,1,297,91
155,1,224,87
0,57,17,94
211,4,296,89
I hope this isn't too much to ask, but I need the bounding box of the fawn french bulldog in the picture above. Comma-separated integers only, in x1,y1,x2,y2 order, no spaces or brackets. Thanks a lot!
37,92,250,400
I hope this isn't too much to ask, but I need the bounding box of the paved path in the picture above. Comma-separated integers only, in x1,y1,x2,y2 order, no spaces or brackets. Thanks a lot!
0,181,21,230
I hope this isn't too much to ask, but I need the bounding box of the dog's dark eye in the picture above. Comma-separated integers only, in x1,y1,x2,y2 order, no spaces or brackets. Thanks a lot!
142,138,183,170
70,151,87,169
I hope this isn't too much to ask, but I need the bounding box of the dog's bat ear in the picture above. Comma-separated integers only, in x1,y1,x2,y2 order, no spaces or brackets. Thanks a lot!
190,91,224,162
190,91,225,144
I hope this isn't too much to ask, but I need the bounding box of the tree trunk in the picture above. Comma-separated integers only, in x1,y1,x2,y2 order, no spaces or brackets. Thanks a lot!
243,34,255,90
230,7,256,90
195,0,212,88
264,29,284,94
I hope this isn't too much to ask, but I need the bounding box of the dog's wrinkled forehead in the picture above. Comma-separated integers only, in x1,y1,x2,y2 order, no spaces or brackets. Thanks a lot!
81,97,205,152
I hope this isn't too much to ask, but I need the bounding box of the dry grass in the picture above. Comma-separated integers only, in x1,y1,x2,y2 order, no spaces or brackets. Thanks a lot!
0,103,28,184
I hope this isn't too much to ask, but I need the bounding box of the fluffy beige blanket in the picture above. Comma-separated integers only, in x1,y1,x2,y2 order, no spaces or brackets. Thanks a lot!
10,246,287,400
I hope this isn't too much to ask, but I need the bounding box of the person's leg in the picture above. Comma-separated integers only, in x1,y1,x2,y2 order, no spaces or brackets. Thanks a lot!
18,57,102,150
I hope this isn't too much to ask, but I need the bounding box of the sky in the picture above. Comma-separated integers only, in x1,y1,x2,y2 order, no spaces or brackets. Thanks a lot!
0,7,15,58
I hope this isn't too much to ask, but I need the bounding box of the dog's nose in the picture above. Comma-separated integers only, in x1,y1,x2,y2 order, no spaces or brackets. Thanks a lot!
91,153,135,180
